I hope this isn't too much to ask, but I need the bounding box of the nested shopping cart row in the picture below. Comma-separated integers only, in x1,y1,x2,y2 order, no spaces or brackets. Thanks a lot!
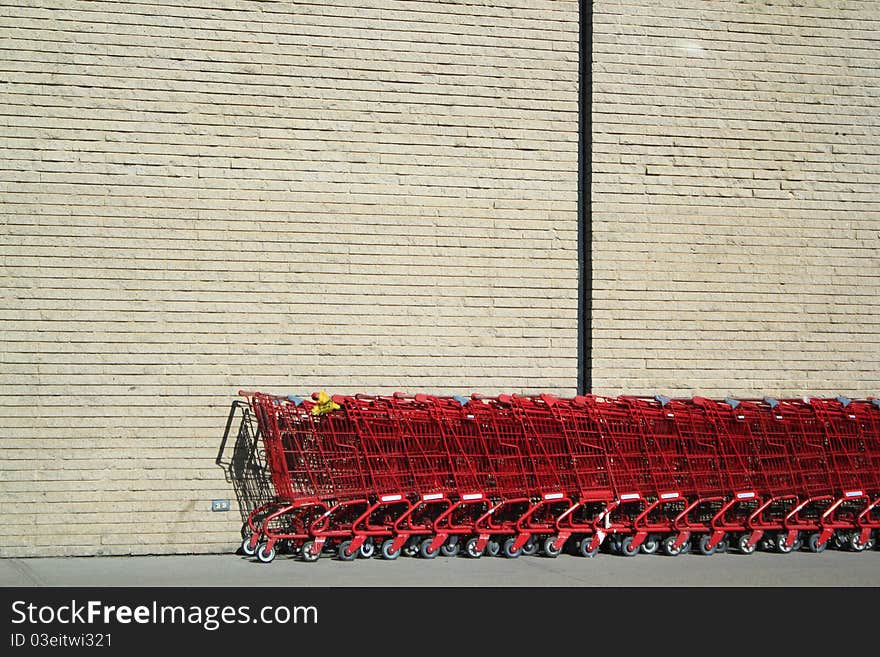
234,390,880,563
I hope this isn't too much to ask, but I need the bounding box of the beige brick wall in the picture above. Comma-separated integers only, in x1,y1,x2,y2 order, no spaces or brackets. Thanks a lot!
0,0,579,556
5,0,879,558
592,0,880,398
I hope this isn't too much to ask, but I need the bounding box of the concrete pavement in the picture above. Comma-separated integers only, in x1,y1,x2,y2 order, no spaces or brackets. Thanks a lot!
2,549,878,587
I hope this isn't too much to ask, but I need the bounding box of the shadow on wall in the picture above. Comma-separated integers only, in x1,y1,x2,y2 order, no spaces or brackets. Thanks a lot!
216,400,273,538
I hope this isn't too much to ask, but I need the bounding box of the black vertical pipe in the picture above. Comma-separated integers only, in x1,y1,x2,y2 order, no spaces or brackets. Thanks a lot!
577,0,592,395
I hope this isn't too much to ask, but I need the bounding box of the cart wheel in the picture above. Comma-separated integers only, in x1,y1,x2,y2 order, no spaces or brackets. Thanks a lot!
830,532,844,550
737,535,756,555
358,540,375,559
256,543,276,564
715,537,729,554
380,539,400,560
403,538,420,558
464,537,483,558
337,540,357,561
543,536,562,558
680,540,692,554
419,537,439,559
848,532,872,552
792,536,803,551
521,537,539,556
807,533,826,553
606,536,622,555
661,535,683,557
640,536,660,555
775,533,794,554
578,538,599,558
502,537,522,559
241,536,259,557
301,540,320,562
486,540,500,557
440,540,461,557
697,535,717,556
620,536,639,557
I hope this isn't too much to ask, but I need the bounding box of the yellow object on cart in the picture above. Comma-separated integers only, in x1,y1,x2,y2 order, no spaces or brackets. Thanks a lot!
311,391,340,415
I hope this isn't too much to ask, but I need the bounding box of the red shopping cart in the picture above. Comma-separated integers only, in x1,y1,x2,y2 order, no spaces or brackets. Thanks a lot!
228,389,880,564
